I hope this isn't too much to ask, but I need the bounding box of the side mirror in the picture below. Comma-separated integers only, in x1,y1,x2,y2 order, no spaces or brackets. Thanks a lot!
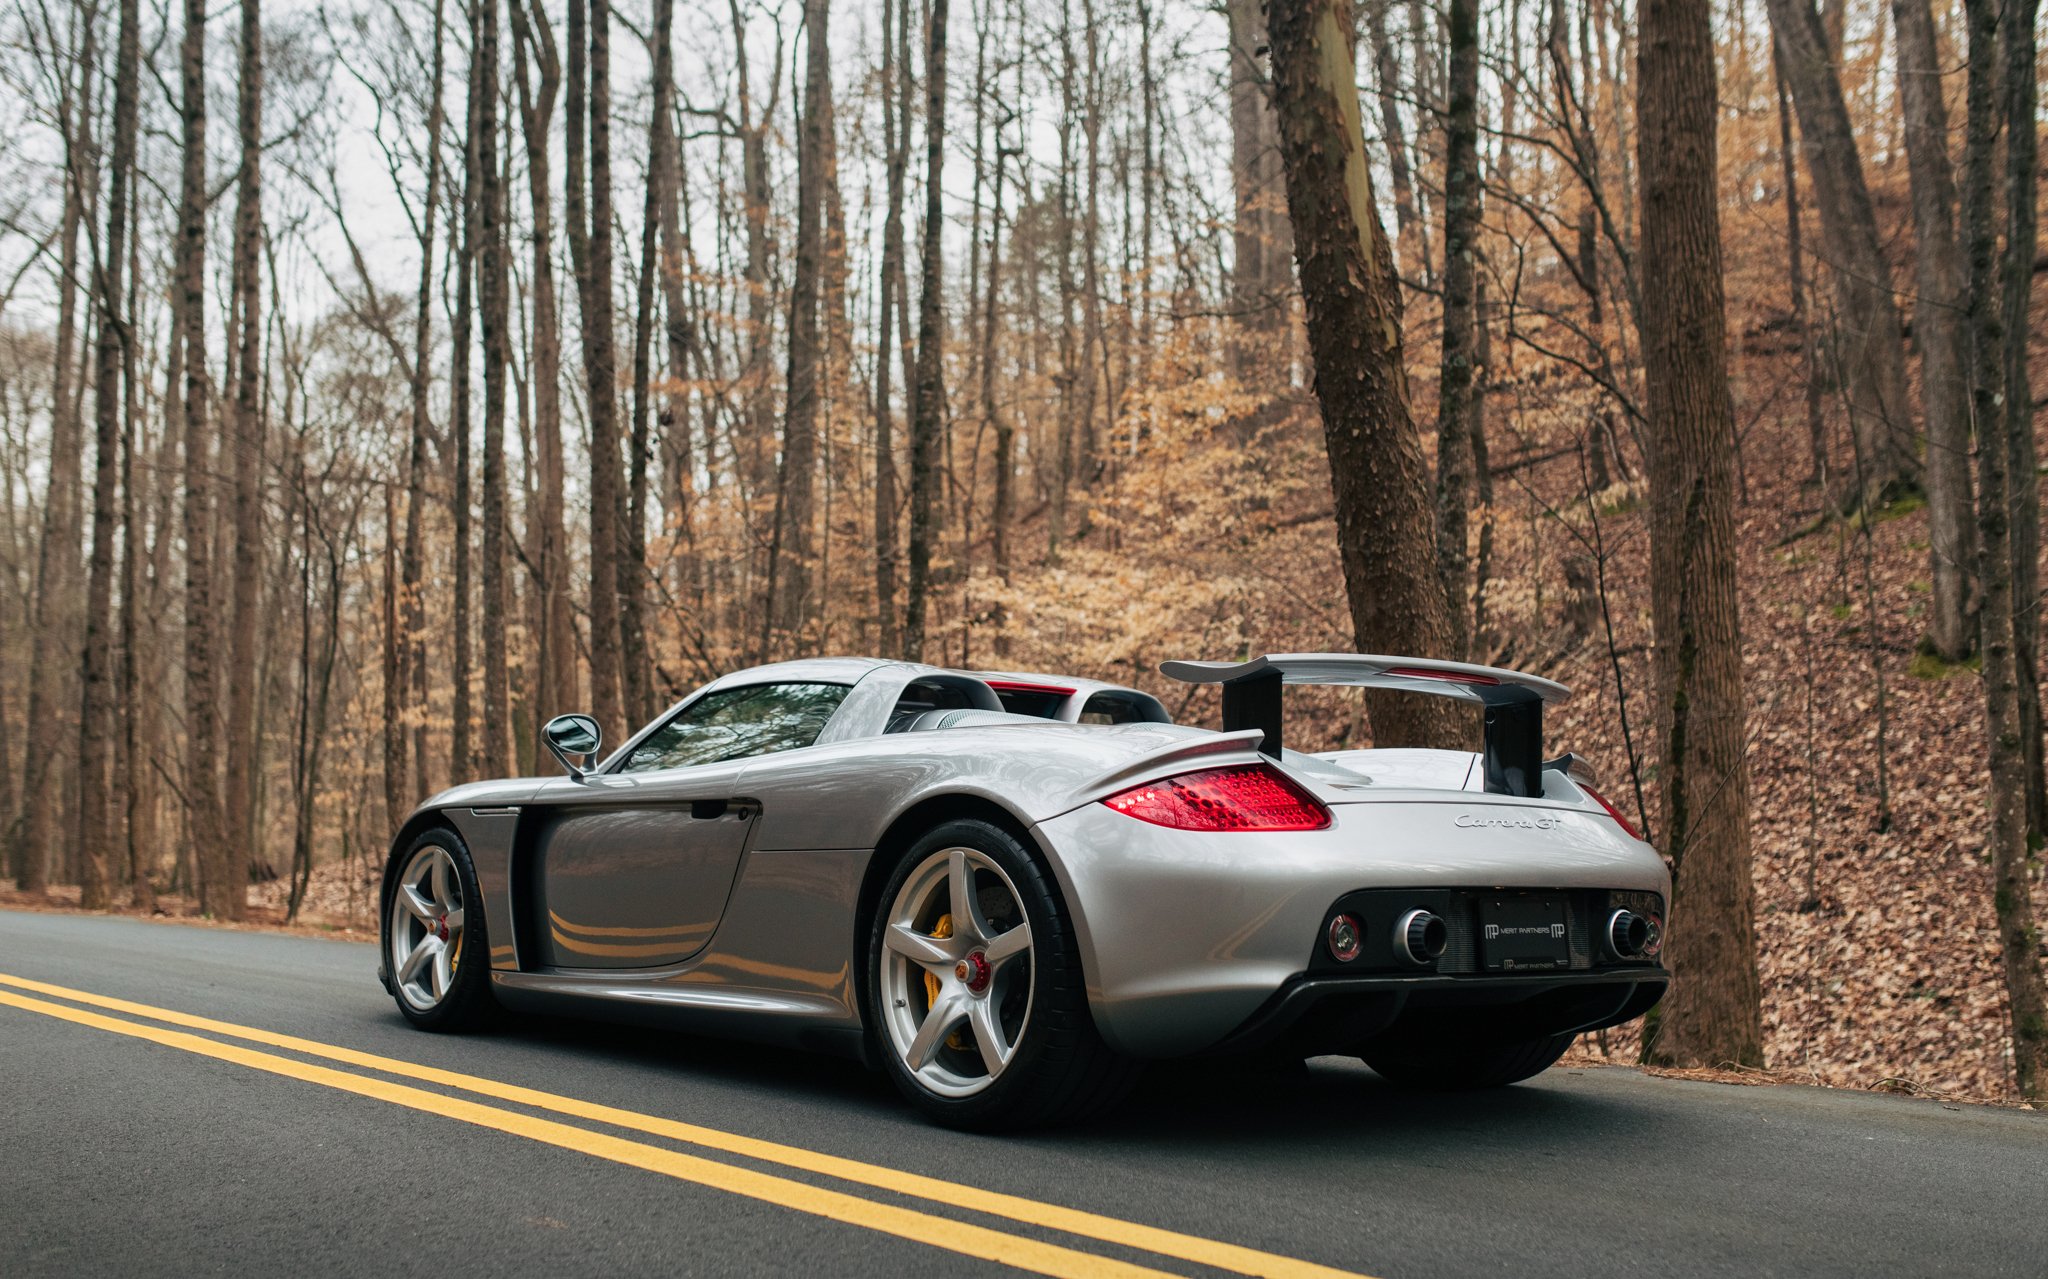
543,713,604,781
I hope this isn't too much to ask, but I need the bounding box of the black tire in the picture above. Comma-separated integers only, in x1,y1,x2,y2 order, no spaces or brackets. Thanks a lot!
863,818,1141,1130
379,826,499,1033
1361,1031,1574,1090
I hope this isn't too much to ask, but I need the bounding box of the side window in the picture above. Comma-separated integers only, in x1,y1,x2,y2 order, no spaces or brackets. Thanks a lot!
619,683,850,772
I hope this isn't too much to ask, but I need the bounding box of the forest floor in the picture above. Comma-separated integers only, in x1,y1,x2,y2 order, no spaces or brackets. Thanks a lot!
0,874,377,943
1526,369,2043,1104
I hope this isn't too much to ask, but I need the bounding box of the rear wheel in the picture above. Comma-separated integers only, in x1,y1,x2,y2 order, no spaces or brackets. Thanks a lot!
382,828,497,1032
1361,1032,1574,1090
864,818,1139,1130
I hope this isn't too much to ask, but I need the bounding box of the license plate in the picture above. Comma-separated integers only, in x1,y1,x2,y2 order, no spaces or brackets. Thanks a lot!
1479,897,1570,972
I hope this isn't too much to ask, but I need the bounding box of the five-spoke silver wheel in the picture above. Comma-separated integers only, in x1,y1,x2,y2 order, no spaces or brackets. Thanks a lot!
878,846,1034,1099
388,843,466,1012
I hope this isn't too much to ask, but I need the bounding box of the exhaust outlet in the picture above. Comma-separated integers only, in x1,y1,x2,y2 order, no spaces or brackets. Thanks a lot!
1606,909,1651,959
1394,909,1448,966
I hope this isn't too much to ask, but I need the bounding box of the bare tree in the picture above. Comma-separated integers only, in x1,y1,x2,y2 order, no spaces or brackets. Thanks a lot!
1962,0,2048,1099
581,0,627,732
1636,0,1761,1069
478,0,512,775
1890,0,1974,662
1363,0,1420,272
1763,0,1917,502
178,0,233,916
902,0,949,663
648,0,697,623
1772,44,1827,492
771,0,831,647
450,0,480,778
730,0,782,511
222,0,267,896
16,22,87,895
509,0,576,724
118,166,152,911
872,0,908,657
78,0,142,910
1265,0,1460,749
1996,0,2046,842
394,0,449,814
1434,0,1481,657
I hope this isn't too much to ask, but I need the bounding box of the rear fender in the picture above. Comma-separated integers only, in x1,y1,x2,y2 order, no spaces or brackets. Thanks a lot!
1059,728,1268,812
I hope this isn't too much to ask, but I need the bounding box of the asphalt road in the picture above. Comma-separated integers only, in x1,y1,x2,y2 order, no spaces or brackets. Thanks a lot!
0,908,2041,1279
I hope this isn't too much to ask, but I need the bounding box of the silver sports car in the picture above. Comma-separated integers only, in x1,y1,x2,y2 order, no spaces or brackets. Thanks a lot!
378,652,1671,1129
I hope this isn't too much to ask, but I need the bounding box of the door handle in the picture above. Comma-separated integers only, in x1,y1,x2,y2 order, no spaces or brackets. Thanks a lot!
690,799,729,820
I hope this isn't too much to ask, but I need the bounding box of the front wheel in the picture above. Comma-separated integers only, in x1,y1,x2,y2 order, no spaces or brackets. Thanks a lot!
1361,1031,1574,1090
381,827,497,1032
863,818,1139,1130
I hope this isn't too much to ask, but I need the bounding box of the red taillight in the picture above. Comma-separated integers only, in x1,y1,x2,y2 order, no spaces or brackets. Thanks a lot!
1103,764,1331,832
1582,783,1642,841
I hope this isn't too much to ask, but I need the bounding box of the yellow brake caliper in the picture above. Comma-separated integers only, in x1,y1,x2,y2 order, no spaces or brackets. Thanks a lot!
923,914,969,1051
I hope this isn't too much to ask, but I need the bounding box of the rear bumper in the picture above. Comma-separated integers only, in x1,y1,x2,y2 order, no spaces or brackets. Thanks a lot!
1205,967,1668,1058
1029,799,1672,1058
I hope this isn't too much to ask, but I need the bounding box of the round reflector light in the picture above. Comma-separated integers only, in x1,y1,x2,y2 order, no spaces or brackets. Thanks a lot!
1327,913,1363,963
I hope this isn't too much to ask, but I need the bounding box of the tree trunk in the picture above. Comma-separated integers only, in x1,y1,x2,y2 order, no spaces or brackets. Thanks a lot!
381,484,401,824
985,131,1012,647
648,0,696,621
775,0,831,647
620,179,653,728
902,0,950,663
582,0,626,734
1997,0,2046,843
1636,0,1762,1069
1078,0,1111,486
120,176,153,911
509,0,574,725
79,0,143,911
399,0,450,803
1048,0,1079,560
1763,0,1918,501
1772,44,1829,492
1225,0,1285,349
627,50,662,702
733,0,778,511
872,0,907,657
1363,0,1420,272
179,0,231,916
477,0,512,776
1434,0,1481,659
1469,276,1494,649
1962,0,2048,1099
451,7,480,780
222,0,266,900
1265,0,1461,749
1890,0,1976,662
18,47,88,895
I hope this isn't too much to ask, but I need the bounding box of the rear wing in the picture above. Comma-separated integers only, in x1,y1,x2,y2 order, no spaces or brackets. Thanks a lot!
1158,653,1571,798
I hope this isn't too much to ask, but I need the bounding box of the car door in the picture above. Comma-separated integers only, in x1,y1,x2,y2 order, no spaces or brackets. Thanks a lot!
534,682,850,970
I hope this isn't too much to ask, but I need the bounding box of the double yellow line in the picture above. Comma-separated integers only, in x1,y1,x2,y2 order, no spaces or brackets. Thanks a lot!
0,971,1371,1279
